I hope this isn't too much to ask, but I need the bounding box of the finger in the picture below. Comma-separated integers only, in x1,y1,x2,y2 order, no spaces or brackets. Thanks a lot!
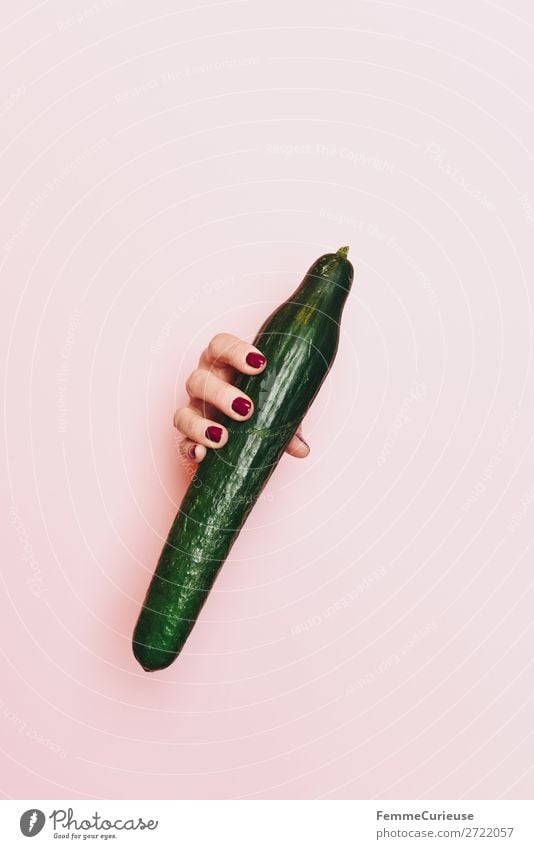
186,368,254,420
189,395,217,421
200,332,267,375
286,428,310,458
179,438,207,464
173,406,228,448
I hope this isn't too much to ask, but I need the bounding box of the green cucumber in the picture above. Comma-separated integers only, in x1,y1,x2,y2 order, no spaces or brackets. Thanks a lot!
133,247,354,671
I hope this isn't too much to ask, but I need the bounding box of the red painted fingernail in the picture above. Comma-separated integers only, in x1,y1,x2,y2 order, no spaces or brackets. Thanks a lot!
188,444,197,460
232,396,252,416
205,426,223,443
246,352,266,368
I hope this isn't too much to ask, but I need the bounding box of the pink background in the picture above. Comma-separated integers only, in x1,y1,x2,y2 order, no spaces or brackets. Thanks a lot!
1,0,533,800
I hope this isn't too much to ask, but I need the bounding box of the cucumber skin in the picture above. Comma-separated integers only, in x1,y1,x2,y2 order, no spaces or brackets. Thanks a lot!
133,250,354,671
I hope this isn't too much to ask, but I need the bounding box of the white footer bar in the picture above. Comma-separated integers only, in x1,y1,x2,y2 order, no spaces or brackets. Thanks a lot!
1,800,532,847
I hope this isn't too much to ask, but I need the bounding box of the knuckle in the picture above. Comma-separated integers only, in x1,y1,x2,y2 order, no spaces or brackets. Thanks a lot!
208,333,225,357
185,375,195,397
173,408,185,429
185,368,201,396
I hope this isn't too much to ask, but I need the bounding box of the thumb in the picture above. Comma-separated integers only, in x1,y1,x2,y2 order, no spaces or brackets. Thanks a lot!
285,426,310,458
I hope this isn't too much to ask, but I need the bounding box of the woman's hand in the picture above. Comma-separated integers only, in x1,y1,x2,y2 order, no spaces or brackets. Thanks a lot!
174,332,310,463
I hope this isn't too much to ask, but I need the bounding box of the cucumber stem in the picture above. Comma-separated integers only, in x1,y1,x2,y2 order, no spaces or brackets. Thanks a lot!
336,245,350,258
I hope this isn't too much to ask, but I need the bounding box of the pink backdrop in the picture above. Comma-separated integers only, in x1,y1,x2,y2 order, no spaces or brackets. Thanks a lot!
1,0,533,799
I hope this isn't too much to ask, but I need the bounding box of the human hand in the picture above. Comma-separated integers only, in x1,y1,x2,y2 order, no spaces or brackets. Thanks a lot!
174,332,310,463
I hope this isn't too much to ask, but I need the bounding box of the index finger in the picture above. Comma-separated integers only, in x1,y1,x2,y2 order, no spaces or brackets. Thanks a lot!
200,332,267,375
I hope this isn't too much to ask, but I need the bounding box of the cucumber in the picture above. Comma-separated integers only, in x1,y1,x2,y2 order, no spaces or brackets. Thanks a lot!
132,247,354,671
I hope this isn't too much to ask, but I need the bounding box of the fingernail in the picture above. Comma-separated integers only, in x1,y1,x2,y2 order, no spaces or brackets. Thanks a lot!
296,434,310,452
188,444,197,460
246,352,266,369
232,396,252,416
205,426,223,443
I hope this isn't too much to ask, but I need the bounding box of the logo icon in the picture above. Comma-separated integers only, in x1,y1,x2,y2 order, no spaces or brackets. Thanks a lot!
20,809,45,837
